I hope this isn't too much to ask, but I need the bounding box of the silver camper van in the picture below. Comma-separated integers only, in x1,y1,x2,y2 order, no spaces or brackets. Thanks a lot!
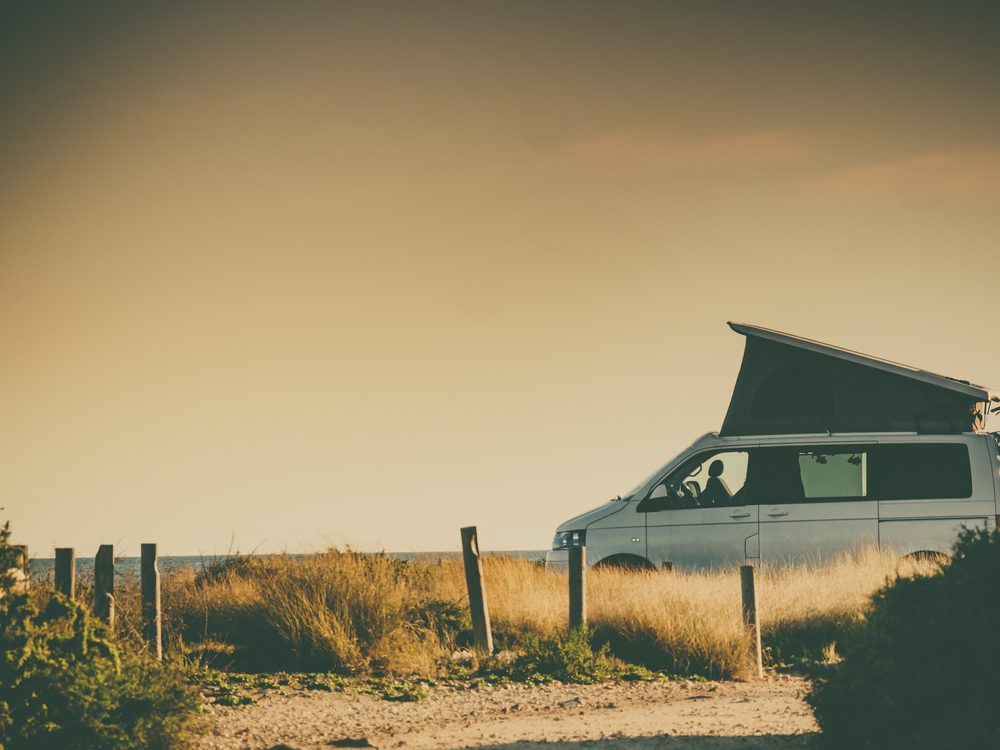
546,324,1000,571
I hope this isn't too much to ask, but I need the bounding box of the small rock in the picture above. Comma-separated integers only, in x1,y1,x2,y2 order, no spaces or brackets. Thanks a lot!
328,739,377,748
561,699,581,708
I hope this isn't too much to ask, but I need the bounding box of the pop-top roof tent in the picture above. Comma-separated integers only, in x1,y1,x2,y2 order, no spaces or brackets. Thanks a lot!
720,322,1000,437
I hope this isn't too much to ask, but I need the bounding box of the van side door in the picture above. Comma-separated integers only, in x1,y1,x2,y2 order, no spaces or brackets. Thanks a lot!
753,444,879,564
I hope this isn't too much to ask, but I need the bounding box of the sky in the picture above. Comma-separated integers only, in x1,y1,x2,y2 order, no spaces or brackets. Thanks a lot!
3,1,1000,560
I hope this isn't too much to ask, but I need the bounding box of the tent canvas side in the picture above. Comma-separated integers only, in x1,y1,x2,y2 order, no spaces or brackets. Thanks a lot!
720,323,997,437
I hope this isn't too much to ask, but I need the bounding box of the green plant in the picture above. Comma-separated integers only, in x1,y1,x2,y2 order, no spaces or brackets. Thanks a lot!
0,517,25,595
480,627,625,684
0,590,204,750
806,528,1000,749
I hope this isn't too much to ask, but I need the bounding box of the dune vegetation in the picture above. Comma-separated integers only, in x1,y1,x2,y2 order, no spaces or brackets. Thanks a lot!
47,546,940,682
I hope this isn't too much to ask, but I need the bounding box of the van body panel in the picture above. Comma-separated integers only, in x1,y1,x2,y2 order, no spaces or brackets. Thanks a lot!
553,500,630,533
879,517,989,558
759,500,879,564
646,505,759,569
545,548,569,572
586,521,647,564
878,497,994,520
989,433,1000,527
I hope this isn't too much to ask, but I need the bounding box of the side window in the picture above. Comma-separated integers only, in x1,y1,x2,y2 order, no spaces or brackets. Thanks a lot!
799,451,866,498
638,451,749,512
868,444,972,500
747,447,868,504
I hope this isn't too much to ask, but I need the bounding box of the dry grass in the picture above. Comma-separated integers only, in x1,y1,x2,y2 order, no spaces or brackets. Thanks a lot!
52,546,939,680
428,556,567,648
757,546,942,664
588,566,749,679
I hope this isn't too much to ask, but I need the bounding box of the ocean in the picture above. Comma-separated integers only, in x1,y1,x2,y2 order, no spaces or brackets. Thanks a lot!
26,550,548,581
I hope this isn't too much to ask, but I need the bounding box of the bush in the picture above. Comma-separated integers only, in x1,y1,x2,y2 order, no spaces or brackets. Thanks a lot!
0,517,204,750
806,528,1000,749
0,590,205,750
480,627,627,684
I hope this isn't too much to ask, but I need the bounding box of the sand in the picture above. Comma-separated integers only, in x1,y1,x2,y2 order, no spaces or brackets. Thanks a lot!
199,674,820,750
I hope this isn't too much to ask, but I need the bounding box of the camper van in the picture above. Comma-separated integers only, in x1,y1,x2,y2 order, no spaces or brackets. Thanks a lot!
546,324,1000,571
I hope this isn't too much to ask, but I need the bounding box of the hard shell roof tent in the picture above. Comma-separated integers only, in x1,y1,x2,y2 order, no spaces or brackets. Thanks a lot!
720,322,1000,437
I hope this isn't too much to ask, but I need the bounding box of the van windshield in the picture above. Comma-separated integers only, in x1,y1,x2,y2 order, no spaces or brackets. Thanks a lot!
621,458,678,501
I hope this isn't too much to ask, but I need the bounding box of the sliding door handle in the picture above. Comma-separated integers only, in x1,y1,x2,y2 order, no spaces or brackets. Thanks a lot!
729,510,751,518
767,509,789,517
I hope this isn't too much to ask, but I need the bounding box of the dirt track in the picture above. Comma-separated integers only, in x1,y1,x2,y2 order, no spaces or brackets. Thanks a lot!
199,675,820,750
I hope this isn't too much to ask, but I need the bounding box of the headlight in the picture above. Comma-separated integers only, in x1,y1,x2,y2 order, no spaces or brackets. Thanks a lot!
552,530,587,549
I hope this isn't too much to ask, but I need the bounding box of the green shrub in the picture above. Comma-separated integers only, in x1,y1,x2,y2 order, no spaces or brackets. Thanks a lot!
0,520,25,594
806,528,1000,749
0,589,204,750
480,627,626,684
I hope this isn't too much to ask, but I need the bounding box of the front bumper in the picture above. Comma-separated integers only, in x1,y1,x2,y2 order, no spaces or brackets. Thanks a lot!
545,548,570,572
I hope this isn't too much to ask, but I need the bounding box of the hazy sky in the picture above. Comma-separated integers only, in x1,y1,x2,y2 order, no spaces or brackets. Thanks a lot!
3,1,999,559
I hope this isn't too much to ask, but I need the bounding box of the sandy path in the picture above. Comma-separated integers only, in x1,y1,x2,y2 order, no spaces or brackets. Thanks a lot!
199,675,819,750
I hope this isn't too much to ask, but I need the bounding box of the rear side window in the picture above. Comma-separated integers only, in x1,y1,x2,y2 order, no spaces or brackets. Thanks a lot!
746,443,972,504
869,444,972,500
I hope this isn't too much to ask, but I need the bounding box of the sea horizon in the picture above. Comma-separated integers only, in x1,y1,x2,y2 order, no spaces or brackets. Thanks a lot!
27,549,549,580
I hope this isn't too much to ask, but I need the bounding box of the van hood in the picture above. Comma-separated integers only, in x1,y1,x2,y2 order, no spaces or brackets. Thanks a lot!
555,501,627,532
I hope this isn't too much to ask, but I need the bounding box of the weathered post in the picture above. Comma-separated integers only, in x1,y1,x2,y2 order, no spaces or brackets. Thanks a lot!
460,526,493,654
740,564,763,678
569,545,587,630
54,548,76,599
13,545,29,588
141,543,162,659
95,545,115,629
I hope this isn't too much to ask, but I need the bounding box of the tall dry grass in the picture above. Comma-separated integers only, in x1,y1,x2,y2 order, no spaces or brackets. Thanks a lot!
588,566,749,679
172,551,451,674
757,546,941,664
428,556,567,648
46,546,937,680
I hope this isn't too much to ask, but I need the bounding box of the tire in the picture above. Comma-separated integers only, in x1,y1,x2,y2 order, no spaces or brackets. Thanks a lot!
897,550,949,574
904,550,949,564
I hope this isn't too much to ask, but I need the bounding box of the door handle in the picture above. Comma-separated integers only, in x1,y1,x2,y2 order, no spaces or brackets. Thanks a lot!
729,510,751,518
767,509,789,517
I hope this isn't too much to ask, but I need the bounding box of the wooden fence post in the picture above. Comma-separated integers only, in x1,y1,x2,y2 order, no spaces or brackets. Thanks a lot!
141,544,162,659
13,545,29,588
95,545,115,629
460,526,493,654
55,548,75,599
569,545,587,630
740,564,763,678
